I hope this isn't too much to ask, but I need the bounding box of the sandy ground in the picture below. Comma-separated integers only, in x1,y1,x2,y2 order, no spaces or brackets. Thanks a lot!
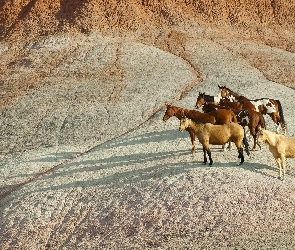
1,32,295,249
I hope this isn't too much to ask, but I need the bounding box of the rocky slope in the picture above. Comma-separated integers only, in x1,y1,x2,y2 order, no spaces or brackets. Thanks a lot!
1,1,295,249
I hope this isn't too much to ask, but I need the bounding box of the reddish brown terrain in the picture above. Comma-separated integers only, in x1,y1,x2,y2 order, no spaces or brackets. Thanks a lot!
1,1,295,249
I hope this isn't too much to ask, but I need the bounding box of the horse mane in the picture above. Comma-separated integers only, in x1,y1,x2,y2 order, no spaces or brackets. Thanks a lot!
226,87,242,97
191,117,203,124
219,86,245,97
204,94,215,103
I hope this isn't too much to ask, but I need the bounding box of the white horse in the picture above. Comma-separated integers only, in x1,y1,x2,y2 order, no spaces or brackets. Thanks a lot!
258,129,295,180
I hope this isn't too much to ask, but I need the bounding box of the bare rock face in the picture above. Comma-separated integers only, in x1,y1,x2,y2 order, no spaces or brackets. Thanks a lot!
0,33,199,154
1,1,295,249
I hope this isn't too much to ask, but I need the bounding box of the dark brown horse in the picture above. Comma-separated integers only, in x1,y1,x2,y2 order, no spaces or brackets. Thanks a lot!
235,110,266,150
207,109,238,125
195,92,221,108
218,85,287,134
196,102,238,125
163,104,216,152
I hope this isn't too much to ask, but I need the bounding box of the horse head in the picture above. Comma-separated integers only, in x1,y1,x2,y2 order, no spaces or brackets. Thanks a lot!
179,117,189,131
163,104,174,121
196,92,206,108
218,85,230,99
257,128,267,144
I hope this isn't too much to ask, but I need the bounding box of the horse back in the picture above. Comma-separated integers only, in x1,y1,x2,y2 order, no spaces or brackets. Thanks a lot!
241,100,257,112
220,99,243,110
227,122,244,135
187,110,216,124
209,109,237,125
201,123,243,145
280,137,295,158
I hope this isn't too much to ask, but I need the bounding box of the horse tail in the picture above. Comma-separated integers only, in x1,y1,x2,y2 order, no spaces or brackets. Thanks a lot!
243,128,250,156
276,100,287,131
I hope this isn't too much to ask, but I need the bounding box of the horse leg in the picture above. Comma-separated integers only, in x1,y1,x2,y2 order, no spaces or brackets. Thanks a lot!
207,149,213,166
252,133,259,150
270,113,281,134
203,147,207,164
244,126,252,141
188,129,196,153
254,126,262,150
275,158,283,180
250,126,257,150
222,142,231,151
228,141,232,150
238,147,244,165
203,144,213,165
281,156,286,180
272,113,287,135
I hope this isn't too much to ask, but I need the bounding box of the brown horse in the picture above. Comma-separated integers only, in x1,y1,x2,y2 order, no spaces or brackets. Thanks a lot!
218,85,287,134
220,99,243,110
196,101,238,125
207,109,238,125
258,129,295,180
235,110,266,150
179,118,250,165
196,102,238,125
163,104,216,152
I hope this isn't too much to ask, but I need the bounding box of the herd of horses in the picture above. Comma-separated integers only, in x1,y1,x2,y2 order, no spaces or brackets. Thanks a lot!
163,85,295,180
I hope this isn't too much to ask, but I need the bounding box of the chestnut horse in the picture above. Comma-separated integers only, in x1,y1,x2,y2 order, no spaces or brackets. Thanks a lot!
179,118,250,165
163,104,216,152
218,85,286,134
163,104,237,152
258,129,295,180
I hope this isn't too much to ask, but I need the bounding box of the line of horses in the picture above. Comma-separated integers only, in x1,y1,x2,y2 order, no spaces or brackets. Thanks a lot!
163,85,294,180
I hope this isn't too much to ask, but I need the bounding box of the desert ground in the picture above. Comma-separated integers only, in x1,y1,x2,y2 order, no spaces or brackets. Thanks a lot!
1,1,295,249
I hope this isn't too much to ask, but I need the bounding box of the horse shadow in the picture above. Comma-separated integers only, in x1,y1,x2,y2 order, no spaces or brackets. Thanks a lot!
13,128,188,182
30,154,201,194
99,129,188,150
22,127,291,195
30,157,283,195
26,151,81,163
219,160,281,180
33,148,192,182
26,151,284,196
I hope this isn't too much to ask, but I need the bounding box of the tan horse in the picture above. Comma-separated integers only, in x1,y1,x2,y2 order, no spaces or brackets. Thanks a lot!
200,102,265,150
258,129,295,180
179,118,250,165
